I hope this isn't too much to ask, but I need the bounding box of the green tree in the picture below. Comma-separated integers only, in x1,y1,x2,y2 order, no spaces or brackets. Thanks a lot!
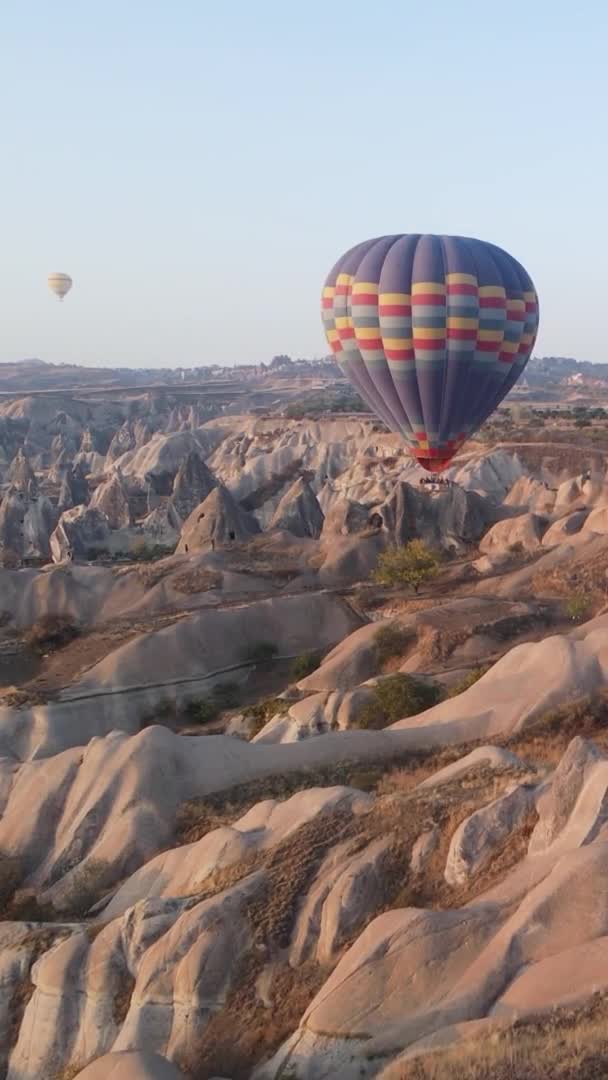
373,540,440,593
357,674,443,729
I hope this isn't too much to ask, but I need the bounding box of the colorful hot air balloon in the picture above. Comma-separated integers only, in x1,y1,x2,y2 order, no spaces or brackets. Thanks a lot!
48,273,73,302
321,235,538,472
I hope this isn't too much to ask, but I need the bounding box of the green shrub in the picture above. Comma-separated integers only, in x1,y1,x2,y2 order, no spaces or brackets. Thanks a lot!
241,641,279,666
212,681,240,708
373,540,440,592
448,665,490,698
357,674,443,729
185,699,219,724
243,697,285,736
374,623,413,664
131,541,173,562
184,682,240,724
292,651,320,679
565,593,591,621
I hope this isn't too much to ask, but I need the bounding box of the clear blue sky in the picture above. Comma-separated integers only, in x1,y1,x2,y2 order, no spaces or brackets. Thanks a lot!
2,0,606,367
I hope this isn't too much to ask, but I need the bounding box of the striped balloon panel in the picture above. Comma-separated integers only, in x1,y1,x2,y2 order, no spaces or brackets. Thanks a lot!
321,234,538,470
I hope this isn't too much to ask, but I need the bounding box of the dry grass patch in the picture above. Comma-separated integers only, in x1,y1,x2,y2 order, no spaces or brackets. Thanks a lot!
24,614,80,653
112,971,135,1028
374,622,416,670
184,959,325,1080
395,993,608,1080
503,692,608,765
8,927,69,1053
133,561,173,589
171,567,222,594
174,757,413,845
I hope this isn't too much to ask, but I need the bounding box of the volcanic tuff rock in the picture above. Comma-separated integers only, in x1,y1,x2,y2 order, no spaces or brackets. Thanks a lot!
170,450,217,523
176,484,260,552
7,448,37,494
320,496,371,536
50,505,113,562
0,486,57,561
270,476,325,538
139,504,181,549
113,430,226,495
56,462,90,511
378,481,494,552
106,421,136,462
74,1053,186,1079
479,512,547,557
90,472,132,529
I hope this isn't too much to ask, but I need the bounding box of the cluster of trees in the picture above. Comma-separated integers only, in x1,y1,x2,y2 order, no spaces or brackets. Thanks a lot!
284,386,371,420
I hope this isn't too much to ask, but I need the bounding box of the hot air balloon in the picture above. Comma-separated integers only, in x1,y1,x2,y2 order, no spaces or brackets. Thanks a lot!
321,235,538,472
48,273,73,302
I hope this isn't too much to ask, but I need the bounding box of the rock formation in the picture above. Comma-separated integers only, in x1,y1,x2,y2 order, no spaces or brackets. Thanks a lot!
170,450,217,524
270,477,325,538
90,472,132,529
176,484,260,552
50,505,112,562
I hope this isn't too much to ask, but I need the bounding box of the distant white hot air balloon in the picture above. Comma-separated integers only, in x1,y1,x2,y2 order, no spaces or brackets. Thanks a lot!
48,272,73,301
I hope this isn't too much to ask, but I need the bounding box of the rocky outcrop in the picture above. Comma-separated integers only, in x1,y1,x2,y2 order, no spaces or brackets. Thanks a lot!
90,472,132,529
114,432,216,496
452,448,525,501
378,481,493,553
529,736,608,856
140,504,181,550
444,782,536,886
170,451,217,524
106,422,136,464
90,473,132,527
270,477,325,538
50,505,112,562
0,487,57,562
57,463,90,512
74,1053,185,1079
176,484,260,553
8,449,37,495
479,512,547,557
321,497,370,536
542,509,589,546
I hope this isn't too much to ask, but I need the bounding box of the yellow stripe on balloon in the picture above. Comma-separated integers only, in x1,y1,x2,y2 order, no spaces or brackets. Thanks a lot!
447,317,478,329
352,281,379,294
335,316,354,328
478,286,506,298
356,327,382,339
382,337,414,349
379,292,411,304
446,273,477,285
477,330,504,342
336,273,354,285
412,282,446,295
413,327,446,340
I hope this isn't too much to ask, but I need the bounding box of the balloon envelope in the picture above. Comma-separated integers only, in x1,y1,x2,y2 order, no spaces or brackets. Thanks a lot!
48,273,73,301
321,234,538,471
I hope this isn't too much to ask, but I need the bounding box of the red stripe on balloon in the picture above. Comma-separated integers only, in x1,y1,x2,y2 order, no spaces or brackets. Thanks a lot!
447,283,477,295
447,328,478,340
412,295,446,307
479,296,506,308
386,349,415,361
379,304,412,316
351,294,378,306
